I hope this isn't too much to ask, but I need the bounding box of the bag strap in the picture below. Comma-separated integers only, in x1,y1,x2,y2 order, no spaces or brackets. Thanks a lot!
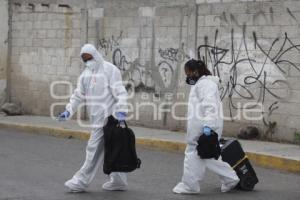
123,121,128,128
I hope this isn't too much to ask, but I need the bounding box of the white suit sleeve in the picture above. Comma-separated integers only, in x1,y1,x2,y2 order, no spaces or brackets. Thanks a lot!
66,74,85,117
197,81,220,131
110,68,128,113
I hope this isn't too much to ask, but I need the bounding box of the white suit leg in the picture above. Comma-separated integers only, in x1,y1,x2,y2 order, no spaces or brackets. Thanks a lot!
66,127,127,190
205,158,239,185
173,145,205,193
66,128,104,189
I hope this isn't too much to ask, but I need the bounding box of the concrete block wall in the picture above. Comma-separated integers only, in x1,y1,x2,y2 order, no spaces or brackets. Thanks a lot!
7,0,300,142
0,0,9,106
9,0,84,115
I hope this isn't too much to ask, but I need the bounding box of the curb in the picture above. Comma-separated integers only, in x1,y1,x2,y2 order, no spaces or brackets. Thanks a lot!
0,122,299,173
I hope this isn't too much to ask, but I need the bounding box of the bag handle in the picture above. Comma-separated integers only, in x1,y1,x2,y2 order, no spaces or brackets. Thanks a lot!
117,120,128,128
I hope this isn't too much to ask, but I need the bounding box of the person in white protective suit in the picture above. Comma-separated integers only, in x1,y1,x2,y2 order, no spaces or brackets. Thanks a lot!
58,44,129,193
173,59,239,194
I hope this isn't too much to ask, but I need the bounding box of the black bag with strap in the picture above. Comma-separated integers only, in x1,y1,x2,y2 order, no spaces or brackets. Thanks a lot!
196,130,221,160
103,116,141,175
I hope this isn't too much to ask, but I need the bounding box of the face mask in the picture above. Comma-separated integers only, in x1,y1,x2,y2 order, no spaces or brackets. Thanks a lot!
186,76,199,85
85,59,97,71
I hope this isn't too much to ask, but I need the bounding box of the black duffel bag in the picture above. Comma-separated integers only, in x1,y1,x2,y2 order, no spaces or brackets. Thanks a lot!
197,129,221,160
103,116,141,175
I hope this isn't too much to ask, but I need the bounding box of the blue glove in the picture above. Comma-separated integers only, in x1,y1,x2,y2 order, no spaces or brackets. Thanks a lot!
58,110,70,121
116,112,126,122
203,126,212,136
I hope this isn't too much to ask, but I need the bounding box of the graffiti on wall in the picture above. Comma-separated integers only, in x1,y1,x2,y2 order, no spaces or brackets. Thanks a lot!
158,44,189,63
216,6,298,27
112,48,156,92
98,35,188,93
198,28,299,103
157,43,190,90
97,31,123,56
198,7,300,134
111,46,188,93
93,4,300,136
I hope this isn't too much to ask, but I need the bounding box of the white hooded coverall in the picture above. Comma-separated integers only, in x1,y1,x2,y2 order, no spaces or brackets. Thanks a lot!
174,75,239,193
65,44,128,191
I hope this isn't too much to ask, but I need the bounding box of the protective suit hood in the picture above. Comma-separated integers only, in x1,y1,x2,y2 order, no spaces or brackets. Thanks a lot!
80,44,104,72
199,75,220,86
67,43,128,123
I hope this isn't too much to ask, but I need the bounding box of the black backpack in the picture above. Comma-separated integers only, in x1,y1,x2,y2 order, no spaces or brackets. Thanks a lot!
103,116,141,175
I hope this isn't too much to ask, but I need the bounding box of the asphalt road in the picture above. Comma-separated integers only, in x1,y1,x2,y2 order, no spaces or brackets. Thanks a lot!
0,128,299,200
